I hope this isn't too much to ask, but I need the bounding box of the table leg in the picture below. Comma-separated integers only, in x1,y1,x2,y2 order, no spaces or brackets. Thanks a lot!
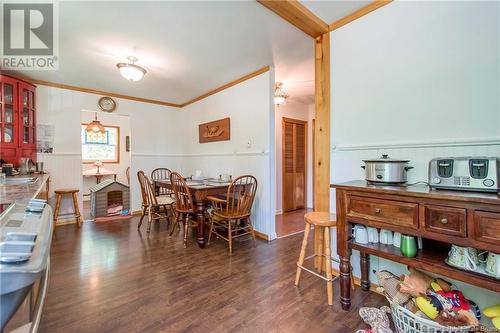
340,256,351,310
46,178,50,201
360,252,370,291
195,200,206,248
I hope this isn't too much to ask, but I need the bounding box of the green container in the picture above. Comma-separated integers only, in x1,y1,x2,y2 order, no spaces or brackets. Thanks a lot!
400,235,417,258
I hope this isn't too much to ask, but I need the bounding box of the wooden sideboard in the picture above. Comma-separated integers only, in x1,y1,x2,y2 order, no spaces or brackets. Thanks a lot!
332,180,500,311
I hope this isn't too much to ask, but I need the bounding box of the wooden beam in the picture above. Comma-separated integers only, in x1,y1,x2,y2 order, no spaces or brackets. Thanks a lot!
181,66,270,107
329,0,393,31
26,79,183,108
313,33,330,212
257,0,328,38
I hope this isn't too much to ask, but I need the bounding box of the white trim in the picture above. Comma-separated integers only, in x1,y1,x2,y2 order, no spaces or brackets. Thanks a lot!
332,137,500,151
275,209,283,215
131,151,270,158
38,151,270,158
37,152,80,156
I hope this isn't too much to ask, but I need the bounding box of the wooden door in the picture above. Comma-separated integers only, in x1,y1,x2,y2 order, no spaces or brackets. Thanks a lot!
282,117,307,212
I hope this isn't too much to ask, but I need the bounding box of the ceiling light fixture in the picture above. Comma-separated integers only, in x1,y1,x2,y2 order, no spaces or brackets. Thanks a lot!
274,82,288,106
116,56,147,82
85,112,106,134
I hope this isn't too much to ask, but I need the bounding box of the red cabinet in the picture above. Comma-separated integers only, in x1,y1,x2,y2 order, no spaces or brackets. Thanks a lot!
0,75,37,166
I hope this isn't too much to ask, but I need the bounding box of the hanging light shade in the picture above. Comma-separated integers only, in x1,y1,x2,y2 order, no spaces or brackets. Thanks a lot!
85,112,106,134
116,56,147,82
274,82,288,106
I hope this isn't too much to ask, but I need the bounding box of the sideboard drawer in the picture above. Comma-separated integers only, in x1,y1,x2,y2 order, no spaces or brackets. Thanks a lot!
473,211,500,245
347,196,418,229
423,205,466,237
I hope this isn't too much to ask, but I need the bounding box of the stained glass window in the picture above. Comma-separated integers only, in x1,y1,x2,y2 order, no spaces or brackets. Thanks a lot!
81,125,119,162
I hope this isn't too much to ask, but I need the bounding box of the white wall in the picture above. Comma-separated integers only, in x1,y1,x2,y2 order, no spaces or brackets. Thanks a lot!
36,85,183,220
36,71,275,237
274,100,314,214
329,1,500,314
81,111,131,197
179,71,276,238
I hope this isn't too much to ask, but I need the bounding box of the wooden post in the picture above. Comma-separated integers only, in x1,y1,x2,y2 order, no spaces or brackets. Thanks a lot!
313,33,330,212
313,32,330,271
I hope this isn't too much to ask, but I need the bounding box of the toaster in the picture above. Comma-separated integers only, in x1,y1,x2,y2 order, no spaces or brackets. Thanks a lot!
429,156,499,192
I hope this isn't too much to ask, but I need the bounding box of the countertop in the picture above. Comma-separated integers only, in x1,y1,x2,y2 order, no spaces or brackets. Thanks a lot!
0,174,50,205
331,180,500,205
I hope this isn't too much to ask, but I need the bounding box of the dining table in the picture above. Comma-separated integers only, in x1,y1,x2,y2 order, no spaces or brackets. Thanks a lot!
154,178,231,248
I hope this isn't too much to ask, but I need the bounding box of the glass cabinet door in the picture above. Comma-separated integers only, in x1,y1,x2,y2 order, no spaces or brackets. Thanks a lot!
1,79,16,145
18,83,36,146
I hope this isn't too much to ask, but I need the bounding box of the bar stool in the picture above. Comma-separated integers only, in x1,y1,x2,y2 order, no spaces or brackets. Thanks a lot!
295,212,354,305
53,188,81,230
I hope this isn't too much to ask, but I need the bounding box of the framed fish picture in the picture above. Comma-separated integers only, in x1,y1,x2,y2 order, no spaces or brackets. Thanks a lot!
198,117,230,143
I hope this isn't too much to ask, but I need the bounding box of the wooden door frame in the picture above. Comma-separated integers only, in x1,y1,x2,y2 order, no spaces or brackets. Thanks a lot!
281,116,308,212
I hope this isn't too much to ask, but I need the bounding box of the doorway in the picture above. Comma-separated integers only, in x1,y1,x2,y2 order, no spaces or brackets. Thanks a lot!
80,110,131,222
282,117,307,212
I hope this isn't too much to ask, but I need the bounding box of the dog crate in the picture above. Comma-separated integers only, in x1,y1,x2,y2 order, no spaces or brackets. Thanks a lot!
89,180,130,217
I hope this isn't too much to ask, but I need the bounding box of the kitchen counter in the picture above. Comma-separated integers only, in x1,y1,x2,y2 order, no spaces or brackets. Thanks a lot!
0,199,53,331
332,180,500,205
0,174,50,206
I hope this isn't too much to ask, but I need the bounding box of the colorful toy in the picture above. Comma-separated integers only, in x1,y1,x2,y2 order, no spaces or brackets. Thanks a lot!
492,317,500,329
358,306,394,333
483,304,500,318
435,311,471,327
483,304,500,329
376,270,411,306
399,267,433,297
415,295,442,320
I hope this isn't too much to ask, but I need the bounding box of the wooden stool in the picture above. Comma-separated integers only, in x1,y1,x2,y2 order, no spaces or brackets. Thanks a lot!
295,212,354,305
53,188,81,229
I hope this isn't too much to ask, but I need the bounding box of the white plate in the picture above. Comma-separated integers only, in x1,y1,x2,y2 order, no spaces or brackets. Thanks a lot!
0,253,31,263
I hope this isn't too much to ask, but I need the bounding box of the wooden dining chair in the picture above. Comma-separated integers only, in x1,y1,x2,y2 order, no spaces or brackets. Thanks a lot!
137,170,174,233
169,172,199,247
151,168,173,196
207,175,258,255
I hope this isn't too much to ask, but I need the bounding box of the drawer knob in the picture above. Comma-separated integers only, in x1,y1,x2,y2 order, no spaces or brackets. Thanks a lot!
374,208,381,214
440,218,448,224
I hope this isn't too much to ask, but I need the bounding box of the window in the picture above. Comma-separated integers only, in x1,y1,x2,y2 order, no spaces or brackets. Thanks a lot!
81,124,119,163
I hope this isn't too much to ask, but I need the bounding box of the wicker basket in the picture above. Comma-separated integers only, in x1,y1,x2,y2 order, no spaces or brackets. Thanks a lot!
389,301,473,333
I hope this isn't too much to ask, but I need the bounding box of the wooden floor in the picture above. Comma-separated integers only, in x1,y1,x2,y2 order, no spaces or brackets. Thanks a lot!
275,208,312,238
39,216,384,333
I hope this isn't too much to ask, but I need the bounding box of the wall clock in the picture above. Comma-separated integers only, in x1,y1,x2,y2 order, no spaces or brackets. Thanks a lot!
98,96,116,112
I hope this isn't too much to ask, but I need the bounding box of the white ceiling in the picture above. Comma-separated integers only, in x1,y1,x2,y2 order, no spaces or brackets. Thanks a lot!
6,1,369,106
301,0,371,25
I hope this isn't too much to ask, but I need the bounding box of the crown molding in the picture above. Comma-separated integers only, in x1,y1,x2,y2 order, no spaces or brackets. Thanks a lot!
181,66,270,107
23,66,270,109
26,79,183,108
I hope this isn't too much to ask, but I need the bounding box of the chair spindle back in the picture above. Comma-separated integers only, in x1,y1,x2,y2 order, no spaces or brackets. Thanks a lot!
170,172,194,213
137,170,158,207
151,168,173,195
224,175,257,217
